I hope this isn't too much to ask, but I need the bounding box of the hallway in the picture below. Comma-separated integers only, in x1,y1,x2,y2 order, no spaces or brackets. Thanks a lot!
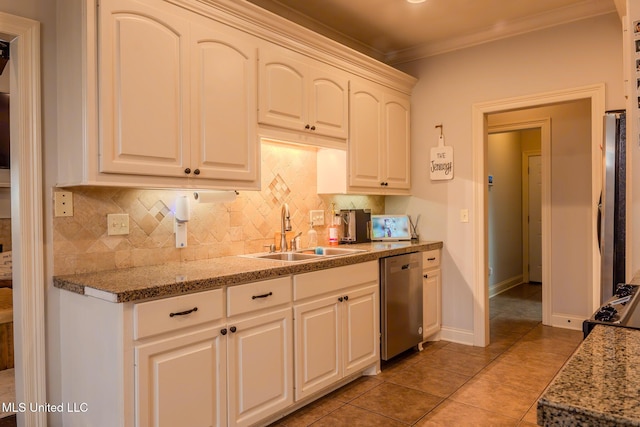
271,283,582,426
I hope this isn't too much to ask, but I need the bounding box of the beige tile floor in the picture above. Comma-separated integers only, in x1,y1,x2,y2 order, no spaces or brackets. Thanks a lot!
271,283,583,426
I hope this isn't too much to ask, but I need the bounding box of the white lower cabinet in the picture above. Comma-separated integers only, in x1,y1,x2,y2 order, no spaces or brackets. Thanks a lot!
136,326,227,427
134,289,227,427
293,261,379,401
134,277,293,427
422,250,442,340
59,262,382,427
226,307,293,427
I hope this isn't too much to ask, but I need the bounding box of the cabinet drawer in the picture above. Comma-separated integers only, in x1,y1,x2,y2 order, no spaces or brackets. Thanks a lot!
422,250,440,269
133,289,224,340
294,261,378,301
227,276,292,317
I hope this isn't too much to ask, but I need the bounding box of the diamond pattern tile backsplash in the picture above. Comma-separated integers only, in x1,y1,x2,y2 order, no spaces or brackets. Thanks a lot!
53,142,385,275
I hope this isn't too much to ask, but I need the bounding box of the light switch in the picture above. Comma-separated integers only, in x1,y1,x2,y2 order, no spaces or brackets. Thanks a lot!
107,213,130,236
310,210,324,226
460,209,469,223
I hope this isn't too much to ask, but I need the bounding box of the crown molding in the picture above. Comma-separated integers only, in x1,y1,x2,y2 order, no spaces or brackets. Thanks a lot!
173,0,417,93
387,0,617,65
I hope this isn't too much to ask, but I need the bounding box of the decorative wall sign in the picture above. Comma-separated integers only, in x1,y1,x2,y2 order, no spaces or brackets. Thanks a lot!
430,124,454,180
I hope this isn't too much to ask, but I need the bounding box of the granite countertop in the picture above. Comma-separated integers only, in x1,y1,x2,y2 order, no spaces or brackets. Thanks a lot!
53,241,442,303
537,325,640,426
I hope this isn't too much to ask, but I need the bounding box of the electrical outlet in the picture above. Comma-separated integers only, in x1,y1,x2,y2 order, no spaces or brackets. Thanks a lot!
107,213,130,236
54,191,73,217
310,210,324,226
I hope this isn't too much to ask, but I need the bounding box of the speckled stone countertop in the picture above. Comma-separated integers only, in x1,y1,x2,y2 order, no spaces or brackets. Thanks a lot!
537,325,640,426
53,241,442,303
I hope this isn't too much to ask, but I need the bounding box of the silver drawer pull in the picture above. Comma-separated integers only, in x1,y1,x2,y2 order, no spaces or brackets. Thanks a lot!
252,292,273,300
169,307,198,317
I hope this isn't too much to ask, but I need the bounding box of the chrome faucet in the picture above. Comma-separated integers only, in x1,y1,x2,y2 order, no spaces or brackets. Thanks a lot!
280,203,292,252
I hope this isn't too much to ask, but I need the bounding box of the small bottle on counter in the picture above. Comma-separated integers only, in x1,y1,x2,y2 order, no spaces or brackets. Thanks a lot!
328,203,339,246
308,224,318,247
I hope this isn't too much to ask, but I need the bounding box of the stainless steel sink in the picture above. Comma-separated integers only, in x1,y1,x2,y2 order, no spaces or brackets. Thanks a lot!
243,246,366,262
248,252,322,262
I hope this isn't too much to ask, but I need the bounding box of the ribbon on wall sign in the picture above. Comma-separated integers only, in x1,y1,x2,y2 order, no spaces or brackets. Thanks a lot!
430,124,454,180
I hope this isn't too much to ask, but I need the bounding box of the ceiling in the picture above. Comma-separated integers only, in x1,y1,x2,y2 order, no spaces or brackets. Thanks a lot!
245,0,620,64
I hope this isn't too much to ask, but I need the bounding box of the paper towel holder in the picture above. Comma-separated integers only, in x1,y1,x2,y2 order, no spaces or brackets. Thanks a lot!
174,195,190,248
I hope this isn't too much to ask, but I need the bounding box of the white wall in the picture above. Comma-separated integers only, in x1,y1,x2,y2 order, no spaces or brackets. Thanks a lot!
487,131,523,295
387,13,624,340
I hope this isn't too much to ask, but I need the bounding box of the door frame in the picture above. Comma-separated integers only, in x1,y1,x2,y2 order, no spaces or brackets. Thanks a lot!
472,84,605,346
0,11,46,426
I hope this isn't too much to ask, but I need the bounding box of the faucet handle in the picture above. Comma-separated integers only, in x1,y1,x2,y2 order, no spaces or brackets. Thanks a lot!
264,244,276,253
290,232,303,251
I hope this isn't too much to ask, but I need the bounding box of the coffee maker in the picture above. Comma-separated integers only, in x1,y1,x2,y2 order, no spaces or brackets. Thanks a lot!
339,209,371,244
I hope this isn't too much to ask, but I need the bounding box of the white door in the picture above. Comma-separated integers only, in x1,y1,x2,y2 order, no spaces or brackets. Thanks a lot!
135,326,226,427
190,20,258,184
293,294,341,401
227,307,293,427
528,155,543,282
349,82,383,188
341,284,379,377
382,92,411,190
99,0,190,177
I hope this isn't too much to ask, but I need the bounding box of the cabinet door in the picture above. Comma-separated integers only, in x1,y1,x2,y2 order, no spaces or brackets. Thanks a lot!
135,326,226,427
308,67,348,140
383,92,411,190
293,294,341,401
190,21,258,185
227,307,293,427
349,82,383,188
342,284,379,377
258,49,307,131
422,269,442,339
99,0,190,177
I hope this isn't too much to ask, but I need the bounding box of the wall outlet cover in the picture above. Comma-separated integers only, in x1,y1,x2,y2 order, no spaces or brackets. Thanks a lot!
54,191,73,217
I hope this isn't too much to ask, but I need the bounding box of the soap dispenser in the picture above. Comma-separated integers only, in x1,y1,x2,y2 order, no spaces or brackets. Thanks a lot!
307,223,318,248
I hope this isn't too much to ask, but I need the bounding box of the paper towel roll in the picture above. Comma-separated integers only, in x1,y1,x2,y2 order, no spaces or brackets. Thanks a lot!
193,191,237,203
175,195,190,222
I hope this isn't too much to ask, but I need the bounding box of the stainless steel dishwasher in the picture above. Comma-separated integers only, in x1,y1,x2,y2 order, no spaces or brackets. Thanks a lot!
380,252,423,360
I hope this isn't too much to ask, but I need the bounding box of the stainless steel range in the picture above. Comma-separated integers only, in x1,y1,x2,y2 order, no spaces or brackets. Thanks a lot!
583,283,640,337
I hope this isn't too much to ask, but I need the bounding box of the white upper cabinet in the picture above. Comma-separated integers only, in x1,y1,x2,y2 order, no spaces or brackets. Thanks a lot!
57,0,415,190
58,0,259,189
189,21,258,184
98,0,190,178
318,78,411,195
259,46,349,143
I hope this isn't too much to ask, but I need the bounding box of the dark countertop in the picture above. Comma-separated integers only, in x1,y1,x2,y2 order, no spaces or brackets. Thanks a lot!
537,325,640,426
537,272,640,426
53,241,442,303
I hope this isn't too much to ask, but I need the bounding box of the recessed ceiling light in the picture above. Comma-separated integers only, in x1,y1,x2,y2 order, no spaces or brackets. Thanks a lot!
406,0,426,3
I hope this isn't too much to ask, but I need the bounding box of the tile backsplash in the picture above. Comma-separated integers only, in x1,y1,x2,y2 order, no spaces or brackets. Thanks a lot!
53,142,384,275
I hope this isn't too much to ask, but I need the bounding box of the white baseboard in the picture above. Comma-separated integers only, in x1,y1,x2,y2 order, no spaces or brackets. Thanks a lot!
550,313,584,331
439,326,475,346
489,275,524,298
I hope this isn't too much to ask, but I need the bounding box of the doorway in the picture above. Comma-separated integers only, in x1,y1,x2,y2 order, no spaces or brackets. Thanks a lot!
471,84,605,347
0,11,46,427
487,125,544,300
